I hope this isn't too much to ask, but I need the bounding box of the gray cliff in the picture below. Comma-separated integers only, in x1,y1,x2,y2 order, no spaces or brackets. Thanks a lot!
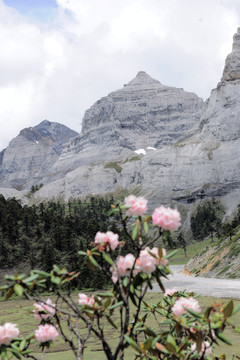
0,120,78,189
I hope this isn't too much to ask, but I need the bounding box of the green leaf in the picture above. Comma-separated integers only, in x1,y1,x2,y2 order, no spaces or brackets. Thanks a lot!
5,287,14,300
9,348,21,359
122,277,129,287
217,332,232,345
234,327,240,334
14,284,24,297
95,292,113,298
184,307,203,319
19,339,27,351
78,250,87,256
158,247,163,258
223,300,234,318
144,336,153,350
50,276,61,285
155,273,165,293
108,301,124,310
132,223,138,240
5,275,15,281
232,302,240,316
104,298,111,309
23,274,39,284
106,315,118,329
164,250,178,259
124,335,141,353
143,221,149,234
32,270,51,277
89,255,98,268
102,252,114,265
204,306,212,319
165,343,177,354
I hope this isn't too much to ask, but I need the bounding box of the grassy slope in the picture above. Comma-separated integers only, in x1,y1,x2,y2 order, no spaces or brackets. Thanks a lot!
170,237,219,265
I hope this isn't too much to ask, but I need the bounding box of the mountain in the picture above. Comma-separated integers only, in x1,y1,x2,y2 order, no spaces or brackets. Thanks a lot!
0,120,78,189
1,29,240,220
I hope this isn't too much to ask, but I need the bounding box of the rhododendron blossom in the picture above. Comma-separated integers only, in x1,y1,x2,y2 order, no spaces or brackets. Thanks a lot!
124,195,148,216
0,323,20,345
94,231,119,251
172,297,201,316
164,288,177,297
111,254,135,283
34,298,55,321
135,248,156,274
35,324,59,343
152,206,181,231
191,341,212,356
78,293,95,307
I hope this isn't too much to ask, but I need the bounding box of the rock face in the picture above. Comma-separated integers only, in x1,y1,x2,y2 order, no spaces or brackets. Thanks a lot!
0,120,78,189
48,71,203,182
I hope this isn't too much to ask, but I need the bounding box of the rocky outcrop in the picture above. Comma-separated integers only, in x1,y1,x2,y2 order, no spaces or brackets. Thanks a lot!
54,71,203,172
221,27,240,81
0,120,78,189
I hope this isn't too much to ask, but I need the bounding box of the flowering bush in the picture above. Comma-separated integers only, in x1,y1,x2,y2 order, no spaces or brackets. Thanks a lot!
0,196,239,360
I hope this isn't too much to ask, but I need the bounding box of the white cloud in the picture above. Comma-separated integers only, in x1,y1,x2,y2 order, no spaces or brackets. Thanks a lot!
0,0,240,151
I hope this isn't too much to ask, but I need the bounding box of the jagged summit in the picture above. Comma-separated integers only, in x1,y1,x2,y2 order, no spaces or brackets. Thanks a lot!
124,71,162,89
222,27,240,81
0,120,78,188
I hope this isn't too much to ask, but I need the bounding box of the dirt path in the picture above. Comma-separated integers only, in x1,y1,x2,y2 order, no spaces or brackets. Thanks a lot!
152,265,240,298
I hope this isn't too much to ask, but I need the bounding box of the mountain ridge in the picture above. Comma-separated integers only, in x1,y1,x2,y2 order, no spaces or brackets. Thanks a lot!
1,29,240,223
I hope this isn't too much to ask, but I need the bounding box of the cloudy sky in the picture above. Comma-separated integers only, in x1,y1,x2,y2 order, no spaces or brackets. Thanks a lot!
0,0,240,151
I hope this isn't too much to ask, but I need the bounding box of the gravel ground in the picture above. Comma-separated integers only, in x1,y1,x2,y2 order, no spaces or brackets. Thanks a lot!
152,265,240,298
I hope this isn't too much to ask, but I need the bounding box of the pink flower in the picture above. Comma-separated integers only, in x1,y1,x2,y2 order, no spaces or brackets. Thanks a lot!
124,195,148,216
0,323,20,345
35,324,59,343
164,288,177,297
191,341,212,356
94,231,119,251
34,298,55,321
111,254,135,283
172,297,201,316
135,248,158,274
152,206,181,231
78,293,95,307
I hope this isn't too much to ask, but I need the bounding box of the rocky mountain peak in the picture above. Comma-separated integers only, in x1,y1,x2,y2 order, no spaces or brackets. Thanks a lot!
221,28,240,81
0,120,78,189
124,71,162,89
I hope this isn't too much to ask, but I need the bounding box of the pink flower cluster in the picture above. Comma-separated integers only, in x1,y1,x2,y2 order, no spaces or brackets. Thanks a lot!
94,231,119,252
35,324,59,343
34,298,55,321
152,206,181,231
124,195,148,216
191,341,212,356
78,293,95,307
136,247,168,274
111,254,135,283
111,248,168,283
0,323,20,345
172,297,201,316
164,288,178,297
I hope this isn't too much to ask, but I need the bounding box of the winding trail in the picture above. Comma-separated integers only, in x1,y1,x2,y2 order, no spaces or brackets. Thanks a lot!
152,265,240,298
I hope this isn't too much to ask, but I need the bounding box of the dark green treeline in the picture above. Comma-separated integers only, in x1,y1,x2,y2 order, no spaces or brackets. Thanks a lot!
0,195,125,289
